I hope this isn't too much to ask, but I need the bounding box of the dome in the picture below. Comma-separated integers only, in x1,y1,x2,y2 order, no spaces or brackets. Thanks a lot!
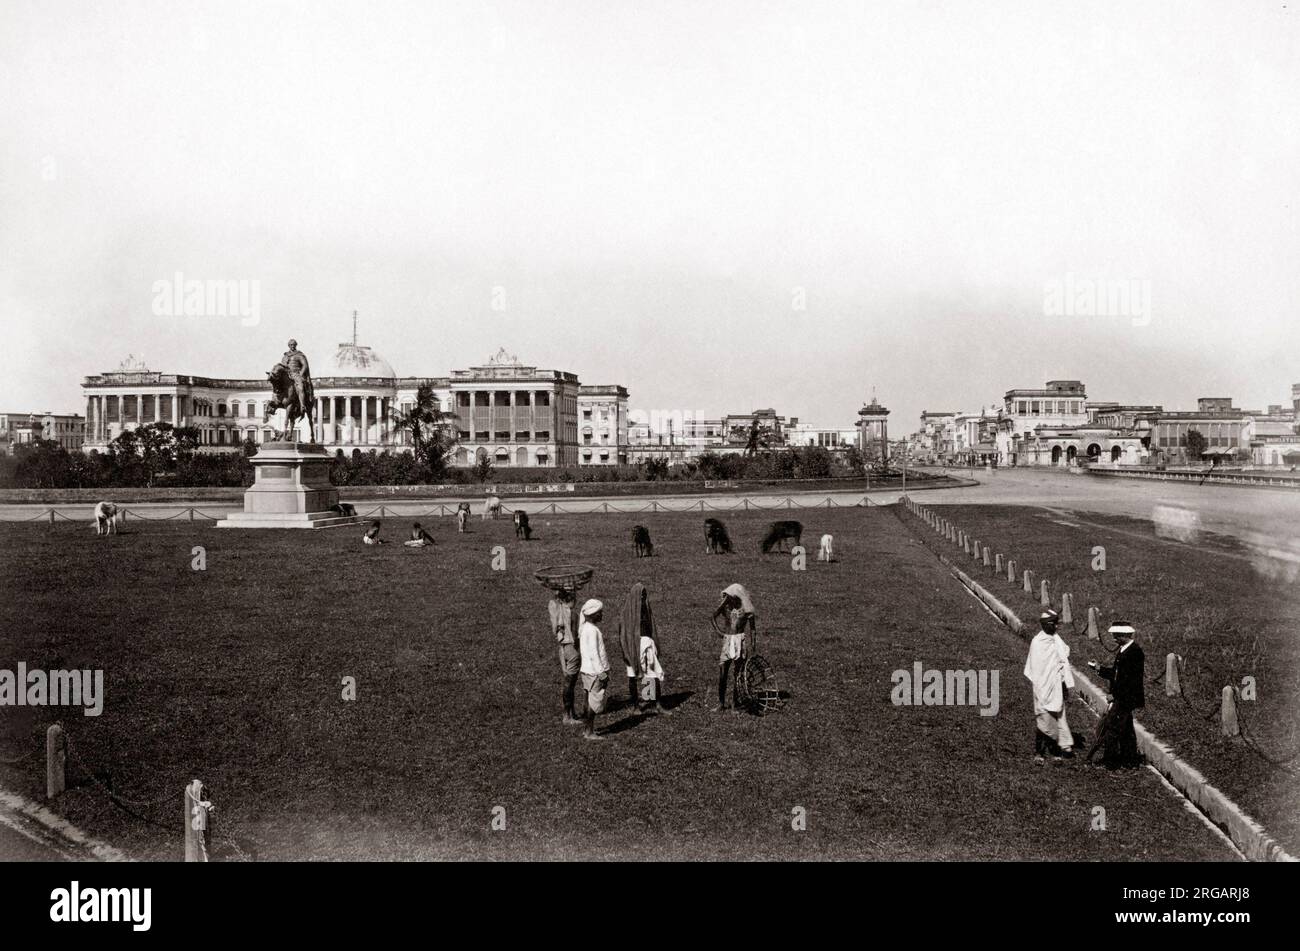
326,342,396,379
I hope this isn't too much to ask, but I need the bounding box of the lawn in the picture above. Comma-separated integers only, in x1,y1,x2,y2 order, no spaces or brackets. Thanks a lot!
0,504,1234,860
903,502,1300,854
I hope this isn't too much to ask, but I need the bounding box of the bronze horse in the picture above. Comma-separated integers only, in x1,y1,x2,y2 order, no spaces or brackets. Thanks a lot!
266,363,316,442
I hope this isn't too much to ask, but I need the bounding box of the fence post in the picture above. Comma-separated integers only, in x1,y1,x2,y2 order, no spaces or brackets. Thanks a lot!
189,507,195,522
982,546,991,568
184,780,212,862
994,553,1003,574
49,509,56,527
1220,686,1239,737
1039,579,1050,606
1165,653,1181,697
46,724,65,800
1006,559,1016,583
1061,593,1073,624
1023,569,1033,594
1087,607,1100,640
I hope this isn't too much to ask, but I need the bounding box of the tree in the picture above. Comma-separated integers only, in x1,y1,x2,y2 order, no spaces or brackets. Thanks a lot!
472,454,495,483
392,384,457,480
1184,429,1208,461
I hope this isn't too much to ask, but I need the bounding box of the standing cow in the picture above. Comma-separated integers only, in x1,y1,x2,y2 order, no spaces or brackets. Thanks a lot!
760,520,803,554
704,518,733,554
514,510,532,540
456,502,471,533
93,501,120,536
818,533,834,562
483,495,502,520
631,525,654,557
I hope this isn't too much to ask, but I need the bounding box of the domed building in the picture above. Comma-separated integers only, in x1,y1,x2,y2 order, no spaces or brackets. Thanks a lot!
80,322,451,454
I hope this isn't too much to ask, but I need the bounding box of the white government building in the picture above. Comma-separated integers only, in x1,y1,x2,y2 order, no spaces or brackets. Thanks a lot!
81,340,629,468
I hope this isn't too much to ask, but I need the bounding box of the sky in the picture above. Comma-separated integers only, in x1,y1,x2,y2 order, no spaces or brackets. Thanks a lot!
2,0,1298,429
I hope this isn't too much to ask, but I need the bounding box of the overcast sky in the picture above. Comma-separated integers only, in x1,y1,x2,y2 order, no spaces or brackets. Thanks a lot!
2,0,1297,429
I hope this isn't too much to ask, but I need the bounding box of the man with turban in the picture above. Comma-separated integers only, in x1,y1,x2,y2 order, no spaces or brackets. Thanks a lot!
578,599,610,741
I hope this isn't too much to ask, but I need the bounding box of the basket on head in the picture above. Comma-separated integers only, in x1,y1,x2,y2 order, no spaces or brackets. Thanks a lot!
533,564,595,594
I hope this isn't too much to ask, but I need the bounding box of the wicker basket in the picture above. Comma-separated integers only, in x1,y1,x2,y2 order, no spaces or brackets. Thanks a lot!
533,564,595,593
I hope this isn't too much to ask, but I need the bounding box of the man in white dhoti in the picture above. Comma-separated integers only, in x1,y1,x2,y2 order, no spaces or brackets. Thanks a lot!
1023,609,1075,763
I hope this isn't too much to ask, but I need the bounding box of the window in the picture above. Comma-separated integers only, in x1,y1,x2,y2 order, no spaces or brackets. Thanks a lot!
457,392,471,407
536,430,550,440
1017,401,1027,415
495,430,510,440
1031,401,1040,415
535,392,550,407
515,431,530,441
583,409,592,419
475,430,489,441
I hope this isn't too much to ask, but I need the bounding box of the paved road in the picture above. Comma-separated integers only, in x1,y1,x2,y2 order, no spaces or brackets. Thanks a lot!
911,466,1300,553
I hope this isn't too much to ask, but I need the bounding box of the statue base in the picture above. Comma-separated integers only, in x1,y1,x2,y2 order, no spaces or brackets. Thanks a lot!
216,442,365,529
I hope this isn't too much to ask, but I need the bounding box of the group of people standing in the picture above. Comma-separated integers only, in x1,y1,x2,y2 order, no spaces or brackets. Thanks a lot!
1023,609,1146,768
548,582,757,740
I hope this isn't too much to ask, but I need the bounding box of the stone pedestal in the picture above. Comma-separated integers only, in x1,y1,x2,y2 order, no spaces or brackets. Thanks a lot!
216,442,365,529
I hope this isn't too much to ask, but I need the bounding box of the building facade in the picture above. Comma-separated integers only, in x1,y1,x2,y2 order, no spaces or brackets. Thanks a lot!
82,344,603,469
447,350,580,468
0,412,86,454
577,384,629,466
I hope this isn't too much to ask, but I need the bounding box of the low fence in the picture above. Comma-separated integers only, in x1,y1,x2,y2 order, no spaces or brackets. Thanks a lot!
1085,466,1300,489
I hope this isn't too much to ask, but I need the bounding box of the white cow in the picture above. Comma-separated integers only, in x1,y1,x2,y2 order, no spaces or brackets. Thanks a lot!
93,501,121,536
817,533,834,562
456,503,471,533
483,495,502,520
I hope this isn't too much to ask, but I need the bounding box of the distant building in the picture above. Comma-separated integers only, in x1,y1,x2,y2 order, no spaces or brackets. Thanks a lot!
448,350,580,468
786,421,858,449
0,412,86,454
856,397,890,461
997,380,1089,465
1148,397,1251,465
577,384,629,466
81,332,623,469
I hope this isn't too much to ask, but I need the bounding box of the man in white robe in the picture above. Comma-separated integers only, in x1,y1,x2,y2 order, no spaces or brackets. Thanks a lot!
1023,609,1075,762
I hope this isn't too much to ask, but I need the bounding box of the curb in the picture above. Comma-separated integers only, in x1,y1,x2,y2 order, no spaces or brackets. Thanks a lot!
934,547,1297,862
0,784,130,862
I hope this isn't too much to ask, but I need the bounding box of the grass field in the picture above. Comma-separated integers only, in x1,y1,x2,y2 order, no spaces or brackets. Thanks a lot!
0,504,1237,860
906,502,1300,853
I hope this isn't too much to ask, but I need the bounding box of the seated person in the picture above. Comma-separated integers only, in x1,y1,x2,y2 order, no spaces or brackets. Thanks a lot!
404,522,436,547
363,520,386,545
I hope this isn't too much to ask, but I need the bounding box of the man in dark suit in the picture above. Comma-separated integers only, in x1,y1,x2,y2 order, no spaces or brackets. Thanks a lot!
1086,622,1146,767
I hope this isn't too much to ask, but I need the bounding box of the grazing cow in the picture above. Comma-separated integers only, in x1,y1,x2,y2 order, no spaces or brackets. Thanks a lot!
331,502,357,517
631,525,653,557
818,533,834,562
704,518,733,554
514,510,532,540
483,495,502,520
456,503,471,533
760,520,803,554
93,501,120,536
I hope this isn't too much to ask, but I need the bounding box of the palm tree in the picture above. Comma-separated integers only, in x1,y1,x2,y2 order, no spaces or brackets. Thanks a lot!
392,384,456,476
